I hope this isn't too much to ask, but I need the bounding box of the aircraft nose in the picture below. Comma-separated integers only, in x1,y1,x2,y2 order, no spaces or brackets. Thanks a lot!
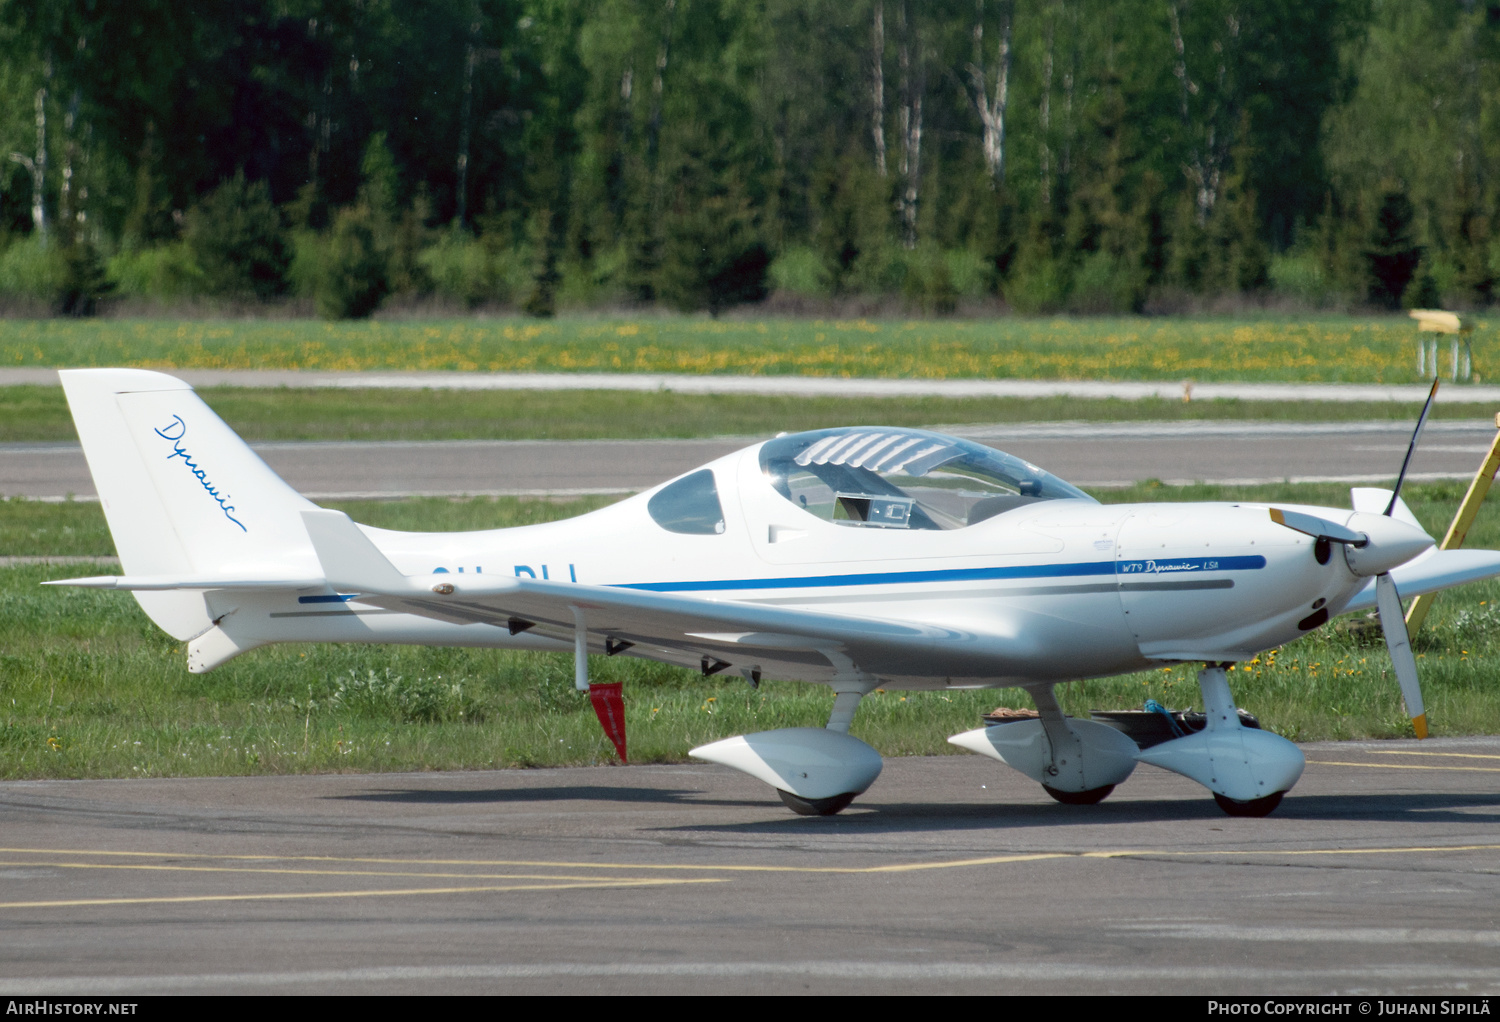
1342,512,1434,576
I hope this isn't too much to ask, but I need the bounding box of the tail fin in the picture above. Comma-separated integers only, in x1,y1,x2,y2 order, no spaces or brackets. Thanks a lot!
60,368,319,639
1350,487,1423,531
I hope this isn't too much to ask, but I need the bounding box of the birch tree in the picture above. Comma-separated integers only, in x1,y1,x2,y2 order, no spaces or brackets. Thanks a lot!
1168,0,1240,224
967,0,1013,184
9,61,48,243
896,0,923,249
871,1,887,177
1039,7,1055,207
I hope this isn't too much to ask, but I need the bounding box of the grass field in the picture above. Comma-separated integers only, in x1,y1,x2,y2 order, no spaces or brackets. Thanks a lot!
4,480,1499,780
0,314,1491,383
3,384,1498,445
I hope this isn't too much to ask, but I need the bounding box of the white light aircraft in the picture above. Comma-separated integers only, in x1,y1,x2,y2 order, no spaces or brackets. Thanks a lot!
49,369,1500,817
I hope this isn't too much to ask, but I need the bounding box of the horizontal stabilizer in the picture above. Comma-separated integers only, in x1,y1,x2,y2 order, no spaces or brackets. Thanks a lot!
300,509,412,593
1341,549,1500,613
44,575,323,591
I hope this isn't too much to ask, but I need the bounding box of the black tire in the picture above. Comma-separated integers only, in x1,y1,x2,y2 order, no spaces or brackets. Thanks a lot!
777,789,858,816
1042,783,1115,805
1213,791,1285,817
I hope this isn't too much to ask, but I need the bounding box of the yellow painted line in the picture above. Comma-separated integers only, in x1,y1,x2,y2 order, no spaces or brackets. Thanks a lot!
1085,843,1500,860
857,853,1069,873
0,877,724,911
7,842,1494,882
1308,759,1500,773
0,847,1072,875
0,860,652,883
1358,750,1500,761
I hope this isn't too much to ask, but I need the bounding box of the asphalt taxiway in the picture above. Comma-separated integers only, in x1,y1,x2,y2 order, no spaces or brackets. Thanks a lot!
4,420,1498,501
1,738,1497,995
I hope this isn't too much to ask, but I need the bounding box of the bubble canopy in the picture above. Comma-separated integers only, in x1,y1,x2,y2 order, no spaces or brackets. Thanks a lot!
759,426,1095,531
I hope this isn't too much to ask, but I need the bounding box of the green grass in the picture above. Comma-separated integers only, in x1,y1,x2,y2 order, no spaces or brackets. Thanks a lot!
0,314,1492,383
3,479,1500,780
0,494,623,557
3,384,1497,445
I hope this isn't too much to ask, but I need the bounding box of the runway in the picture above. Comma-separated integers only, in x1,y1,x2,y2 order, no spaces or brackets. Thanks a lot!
4,420,1498,500
1,739,1498,995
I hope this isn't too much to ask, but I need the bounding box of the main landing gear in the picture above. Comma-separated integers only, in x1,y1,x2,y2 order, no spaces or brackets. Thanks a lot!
949,684,1140,805
689,679,882,816
1135,664,1305,816
1043,783,1115,806
778,790,860,816
1213,791,1285,818
951,665,1306,817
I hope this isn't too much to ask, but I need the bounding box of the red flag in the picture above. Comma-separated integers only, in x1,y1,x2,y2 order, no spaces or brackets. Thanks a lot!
588,682,627,762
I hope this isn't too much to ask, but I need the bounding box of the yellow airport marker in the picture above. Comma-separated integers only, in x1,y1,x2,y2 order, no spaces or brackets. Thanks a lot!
1405,411,1500,637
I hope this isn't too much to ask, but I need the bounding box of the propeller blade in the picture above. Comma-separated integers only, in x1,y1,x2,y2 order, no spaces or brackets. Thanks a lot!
1375,572,1428,739
1269,508,1367,545
1386,378,1440,516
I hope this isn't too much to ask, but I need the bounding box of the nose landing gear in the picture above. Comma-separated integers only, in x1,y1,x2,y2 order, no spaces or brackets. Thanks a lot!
1135,664,1305,816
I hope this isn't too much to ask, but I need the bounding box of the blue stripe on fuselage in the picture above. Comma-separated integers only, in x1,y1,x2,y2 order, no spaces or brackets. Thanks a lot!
618,555,1266,593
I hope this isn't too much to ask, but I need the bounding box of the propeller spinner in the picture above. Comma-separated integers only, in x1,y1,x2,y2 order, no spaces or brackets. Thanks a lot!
1266,379,1440,738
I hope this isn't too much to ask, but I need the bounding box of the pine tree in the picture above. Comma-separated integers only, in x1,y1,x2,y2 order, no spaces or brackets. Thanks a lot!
54,236,114,316
657,129,770,316
522,204,562,318
1366,190,1422,309
316,204,388,319
1447,177,1494,308
183,172,290,300
813,142,889,296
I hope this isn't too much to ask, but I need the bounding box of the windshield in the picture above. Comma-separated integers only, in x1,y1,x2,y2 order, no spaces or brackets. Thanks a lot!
759,427,1094,531
647,469,726,534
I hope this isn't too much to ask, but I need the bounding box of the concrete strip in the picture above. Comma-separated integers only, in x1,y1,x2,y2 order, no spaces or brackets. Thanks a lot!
7,366,1500,403
5,961,1496,995
1,743,1498,995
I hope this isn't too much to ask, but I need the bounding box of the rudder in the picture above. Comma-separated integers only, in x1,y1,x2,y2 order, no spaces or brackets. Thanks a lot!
60,368,319,638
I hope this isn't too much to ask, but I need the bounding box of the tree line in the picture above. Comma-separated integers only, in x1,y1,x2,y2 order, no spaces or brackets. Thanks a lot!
0,0,1492,317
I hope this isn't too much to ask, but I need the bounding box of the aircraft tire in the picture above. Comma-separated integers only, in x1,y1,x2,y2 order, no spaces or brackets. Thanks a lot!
777,790,858,816
1042,783,1115,805
1212,791,1285,817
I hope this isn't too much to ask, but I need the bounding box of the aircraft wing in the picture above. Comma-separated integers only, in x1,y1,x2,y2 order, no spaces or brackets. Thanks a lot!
291,506,990,681
1340,549,1500,614
374,573,963,676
